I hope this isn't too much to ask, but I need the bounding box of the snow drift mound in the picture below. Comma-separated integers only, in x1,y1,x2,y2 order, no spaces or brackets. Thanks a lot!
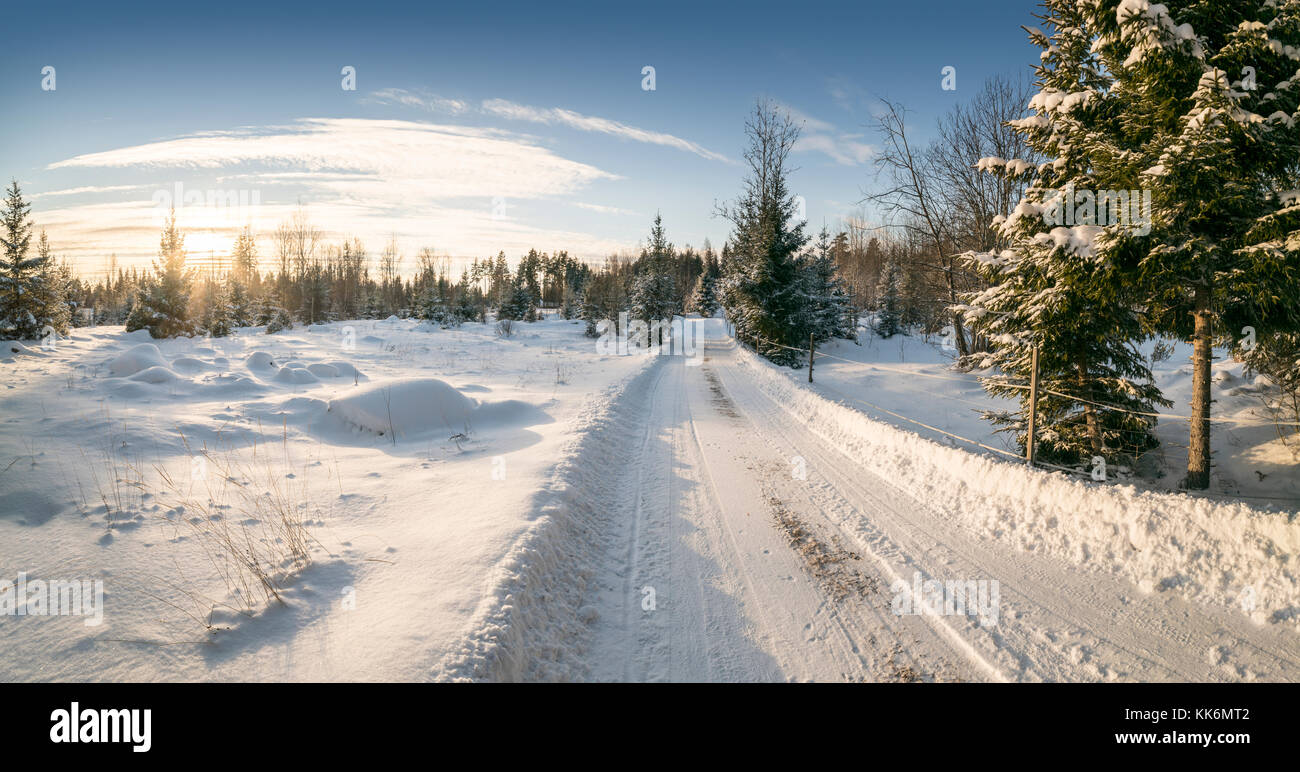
328,379,476,437
169,356,210,373
108,343,167,376
128,365,181,384
327,361,363,380
473,399,553,430
273,366,319,385
244,351,276,369
1,340,40,358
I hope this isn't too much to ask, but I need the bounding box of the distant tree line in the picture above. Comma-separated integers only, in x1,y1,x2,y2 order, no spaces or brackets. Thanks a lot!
0,181,732,346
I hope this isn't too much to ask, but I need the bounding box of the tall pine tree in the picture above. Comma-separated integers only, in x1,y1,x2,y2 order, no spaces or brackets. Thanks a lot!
1105,0,1300,487
960,0,1171,467
719,100,810,366
803,226,855,342
875,258,904,339
126,210,195,338
0,182,68,339
630,213,678,343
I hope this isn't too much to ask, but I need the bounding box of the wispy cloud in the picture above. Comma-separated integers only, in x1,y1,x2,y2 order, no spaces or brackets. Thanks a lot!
40,118,627,266
481,98,735,165
365,87,471,115
794,132,875,166
366,88,733,165
574,202,638,216
49,118,615,199
31,184,148,199
774,101,875,166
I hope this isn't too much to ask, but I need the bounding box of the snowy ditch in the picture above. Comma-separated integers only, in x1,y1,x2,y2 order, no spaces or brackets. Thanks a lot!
733,346,1300,628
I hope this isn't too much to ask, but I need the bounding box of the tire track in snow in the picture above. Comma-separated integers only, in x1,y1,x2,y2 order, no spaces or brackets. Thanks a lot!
587,349,986,681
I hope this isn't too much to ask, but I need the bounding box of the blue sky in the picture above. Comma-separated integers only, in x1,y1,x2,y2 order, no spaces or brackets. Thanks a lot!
0,0,1039,276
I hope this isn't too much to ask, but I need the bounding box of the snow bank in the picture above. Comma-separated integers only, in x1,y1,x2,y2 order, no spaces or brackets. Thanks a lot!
107,343,167,376
734,346,1300,626
433,359,659,681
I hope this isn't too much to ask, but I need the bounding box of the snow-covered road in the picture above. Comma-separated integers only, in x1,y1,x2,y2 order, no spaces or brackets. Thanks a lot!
581,340,1300,682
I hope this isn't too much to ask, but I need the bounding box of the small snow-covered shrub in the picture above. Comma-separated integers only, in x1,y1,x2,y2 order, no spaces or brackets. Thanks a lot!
265,306,293,334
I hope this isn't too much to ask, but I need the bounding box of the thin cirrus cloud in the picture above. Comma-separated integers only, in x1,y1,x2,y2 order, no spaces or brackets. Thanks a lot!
366,87,471,116
38,117,628,268
367,88,735,165
30,184,150,199
774,102,876,167
48,118,616,200
574,201,639,216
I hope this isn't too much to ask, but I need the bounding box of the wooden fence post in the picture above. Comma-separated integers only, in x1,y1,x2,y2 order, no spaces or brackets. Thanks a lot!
808,333,815,383
1026,345,1039,467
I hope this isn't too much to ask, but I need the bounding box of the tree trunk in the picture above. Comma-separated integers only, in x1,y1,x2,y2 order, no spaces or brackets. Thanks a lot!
945,275,969,357
1077,360,1102,456
951,311,970,357
1186,284,1213,489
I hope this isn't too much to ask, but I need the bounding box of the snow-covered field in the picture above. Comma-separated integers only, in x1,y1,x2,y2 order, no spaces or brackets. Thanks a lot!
809,326,1300,505
0,316,651,680
2,316,1298,682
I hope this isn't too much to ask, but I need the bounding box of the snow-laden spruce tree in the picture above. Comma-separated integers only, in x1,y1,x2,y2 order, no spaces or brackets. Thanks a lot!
1238,331,1300,441
718,100,811,366
580,287,600,337
0,183,69,339
419,282,456,327
515,249,544,315
630,271,676,331
361,286,384,320
126,210,195,338
630,214,678,343
1103,0,1300,487
875,258,905,339
31,230,72,336
257,291,293,334
227,278,253,327
691,271,720,318
560,282,582,320
497,276,536,322
202,281,236,338
958,0,1170,467
803,226,855,342
690,245,722,318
